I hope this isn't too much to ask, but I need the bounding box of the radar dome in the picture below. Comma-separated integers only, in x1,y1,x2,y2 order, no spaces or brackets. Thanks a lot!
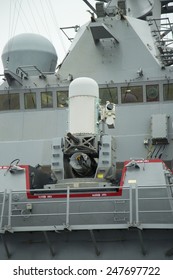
69,77,99,134
126,0,154,18
1,33,58,74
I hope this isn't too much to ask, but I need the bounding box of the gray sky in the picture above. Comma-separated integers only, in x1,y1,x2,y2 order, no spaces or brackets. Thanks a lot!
0,0,96,80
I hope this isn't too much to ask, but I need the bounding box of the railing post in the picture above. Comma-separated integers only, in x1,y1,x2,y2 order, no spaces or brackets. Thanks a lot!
135,184,139,225
0,189,7,231
8,190,12,230
65,186,70,229
129,186,133,225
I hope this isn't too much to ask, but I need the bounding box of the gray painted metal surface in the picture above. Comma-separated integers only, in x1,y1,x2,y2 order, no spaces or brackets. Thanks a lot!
0,0,173,259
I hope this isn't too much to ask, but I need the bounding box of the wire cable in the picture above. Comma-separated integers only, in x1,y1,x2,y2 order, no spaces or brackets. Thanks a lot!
46,0,67,55
39,0,51,39
27,0,40,33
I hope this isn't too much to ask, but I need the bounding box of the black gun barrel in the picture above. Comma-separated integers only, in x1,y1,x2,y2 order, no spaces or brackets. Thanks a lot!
67,132,80,144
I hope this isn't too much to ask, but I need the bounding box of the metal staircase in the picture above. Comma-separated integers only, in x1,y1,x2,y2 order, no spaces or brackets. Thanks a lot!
148,17,173,66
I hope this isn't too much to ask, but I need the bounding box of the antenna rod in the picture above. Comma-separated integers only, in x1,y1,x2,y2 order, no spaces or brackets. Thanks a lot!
82,0,97,15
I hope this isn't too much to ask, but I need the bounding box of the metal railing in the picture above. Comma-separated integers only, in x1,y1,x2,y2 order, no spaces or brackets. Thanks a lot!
0,186,132,232
135,184,173,229
0,190,7,233
0,184,173,233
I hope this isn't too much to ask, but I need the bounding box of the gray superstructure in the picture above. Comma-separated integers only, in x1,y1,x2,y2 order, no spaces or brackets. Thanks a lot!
1,0,173,259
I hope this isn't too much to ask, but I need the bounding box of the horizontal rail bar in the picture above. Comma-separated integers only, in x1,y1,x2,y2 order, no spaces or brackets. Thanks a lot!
139,210,173,213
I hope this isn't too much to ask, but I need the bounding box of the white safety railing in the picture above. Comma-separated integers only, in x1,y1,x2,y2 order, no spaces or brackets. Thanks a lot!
0,190,7,233
135,185,173,229
0,186,132,232
1,184,173,233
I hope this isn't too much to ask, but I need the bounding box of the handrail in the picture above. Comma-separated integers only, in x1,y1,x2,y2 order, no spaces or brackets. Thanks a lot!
0,183,173,232
8,190,12,230
135,184,173,228
0,186,131,232
0,190,7,232
65,186,70,228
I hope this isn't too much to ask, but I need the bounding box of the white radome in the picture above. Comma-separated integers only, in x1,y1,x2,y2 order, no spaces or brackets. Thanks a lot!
69,77,99,134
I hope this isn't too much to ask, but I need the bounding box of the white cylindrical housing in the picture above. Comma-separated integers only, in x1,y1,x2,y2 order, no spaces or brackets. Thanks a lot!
69,77,99,134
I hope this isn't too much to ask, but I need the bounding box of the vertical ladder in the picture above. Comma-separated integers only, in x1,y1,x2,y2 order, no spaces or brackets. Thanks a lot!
51,138,64,180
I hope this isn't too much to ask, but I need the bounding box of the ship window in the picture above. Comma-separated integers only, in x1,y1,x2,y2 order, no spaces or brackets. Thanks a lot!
121,86,143,103
163,83,173,101
57,91,68,107
41,91,53,108
99,87,118,105
0,93,20,111
146,84,159,102
24,92,36,109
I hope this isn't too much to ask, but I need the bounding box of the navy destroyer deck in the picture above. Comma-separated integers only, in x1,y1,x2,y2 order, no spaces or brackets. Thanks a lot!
1,0,173,262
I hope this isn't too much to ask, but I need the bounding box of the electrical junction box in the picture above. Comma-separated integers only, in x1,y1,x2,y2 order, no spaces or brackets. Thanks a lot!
151,114,169,144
